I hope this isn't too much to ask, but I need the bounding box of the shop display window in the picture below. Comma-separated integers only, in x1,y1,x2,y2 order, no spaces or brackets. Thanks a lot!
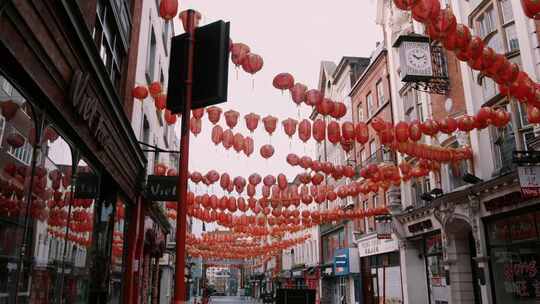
0,75,111,303
487,210,540,303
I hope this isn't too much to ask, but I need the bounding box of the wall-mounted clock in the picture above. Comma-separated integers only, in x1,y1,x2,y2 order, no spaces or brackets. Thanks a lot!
393,34,433,82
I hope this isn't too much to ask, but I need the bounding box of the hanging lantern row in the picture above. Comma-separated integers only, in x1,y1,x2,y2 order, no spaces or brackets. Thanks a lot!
47,230,92,247
210,125,255,157
197,107,509,154
392,0,540,123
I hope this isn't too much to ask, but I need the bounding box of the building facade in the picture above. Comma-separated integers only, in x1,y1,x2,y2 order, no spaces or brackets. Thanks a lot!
0,1,173,303
375,0,540,303
315,57,370,304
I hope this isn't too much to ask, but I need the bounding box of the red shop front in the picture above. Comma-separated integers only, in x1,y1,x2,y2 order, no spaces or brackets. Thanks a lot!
304,268,321,304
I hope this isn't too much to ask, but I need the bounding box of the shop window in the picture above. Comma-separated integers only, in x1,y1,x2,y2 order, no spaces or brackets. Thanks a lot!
487,210,540,302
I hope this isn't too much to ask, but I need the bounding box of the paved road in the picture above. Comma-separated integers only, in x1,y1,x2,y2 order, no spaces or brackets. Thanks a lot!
207,296,261,303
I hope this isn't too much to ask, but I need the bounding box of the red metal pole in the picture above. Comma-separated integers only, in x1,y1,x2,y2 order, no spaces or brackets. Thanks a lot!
174,9,196,304
123,198,143,304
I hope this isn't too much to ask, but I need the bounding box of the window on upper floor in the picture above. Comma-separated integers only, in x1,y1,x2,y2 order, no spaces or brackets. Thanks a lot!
376,80,385,105
163,20,172,55
473,0,518,54
367,92,375,117
369,139,377,159
146,25,157,83
447,142,469,190
403,88,423,123
93,0,125,93
357,103,364,122
411,177,430,208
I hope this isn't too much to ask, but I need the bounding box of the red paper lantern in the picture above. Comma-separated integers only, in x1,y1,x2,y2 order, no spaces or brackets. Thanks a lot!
420,119,440,137
222,129,234,150
206,106,222,125
341,122,355,141
224,110,240,129
159,0,178,20
211,125,223,146
245,113,260,133
409,120,422,141
164,110,177,125
148,81,162,98
317,98,335,116
527,105,540,124
241,53,264,74
371,117,387,133
179,10,202,32
154,163,167,176
154,94,167,110
260,144,275,159
192,108,204,120
233,133,244,153
443,24,471,51
282,118,298,138
272,73,295,91
220,173,231,190
355,122,369,144
132,85,148,100
6,133,25,148
277,174,288,190
287,153,300,166
305,89,323,107
521,0,540,19
393,0,418,10
231,43,251,67
263,175,276,187
327,121,341,145
457,115,475,132
190,117,202,136
248,173,262,186
438,117,458,134
313,119,326,143
330,102,347,120
290,83,308,106
298,119,311,143
395,121,410,143
243,136,254,157
300,156,313,170
411,0,440,23
427,9,457,40
263,115,278,136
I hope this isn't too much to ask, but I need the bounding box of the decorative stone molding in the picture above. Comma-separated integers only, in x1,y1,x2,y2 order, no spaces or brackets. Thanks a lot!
433,201,456,228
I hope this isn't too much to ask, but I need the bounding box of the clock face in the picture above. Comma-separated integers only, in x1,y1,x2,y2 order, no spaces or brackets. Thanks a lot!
406,47,430,70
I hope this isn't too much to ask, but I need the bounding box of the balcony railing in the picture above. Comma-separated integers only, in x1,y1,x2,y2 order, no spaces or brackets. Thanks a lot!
362,148,396,167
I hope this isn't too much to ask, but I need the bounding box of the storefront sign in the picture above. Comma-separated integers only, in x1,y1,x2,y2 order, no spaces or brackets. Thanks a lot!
145,175,178,201
358,234,399,257
333,248,360,276
518,166,540,198
74,172,99,199
484,191,522,211
408,219,433,234
292,270,303,278
70,71,113,149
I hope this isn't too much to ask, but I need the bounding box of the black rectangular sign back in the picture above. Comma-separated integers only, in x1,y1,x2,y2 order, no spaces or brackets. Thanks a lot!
145,175,178,201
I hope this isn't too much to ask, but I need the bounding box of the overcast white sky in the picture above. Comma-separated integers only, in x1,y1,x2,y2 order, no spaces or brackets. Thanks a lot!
180,0,382,184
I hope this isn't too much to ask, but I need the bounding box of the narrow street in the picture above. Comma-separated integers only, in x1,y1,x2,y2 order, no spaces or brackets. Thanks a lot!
208,296,254,303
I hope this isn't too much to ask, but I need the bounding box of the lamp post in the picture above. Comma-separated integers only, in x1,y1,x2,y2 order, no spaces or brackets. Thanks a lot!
174,9,197,304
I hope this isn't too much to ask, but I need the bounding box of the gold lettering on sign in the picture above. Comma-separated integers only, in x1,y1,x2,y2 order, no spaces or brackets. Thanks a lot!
69,70,113,149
